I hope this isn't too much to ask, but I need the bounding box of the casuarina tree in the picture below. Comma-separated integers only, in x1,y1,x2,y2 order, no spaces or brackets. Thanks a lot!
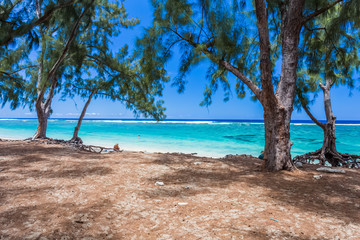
138,0,359,171
294,5,360,167
57,0,166,143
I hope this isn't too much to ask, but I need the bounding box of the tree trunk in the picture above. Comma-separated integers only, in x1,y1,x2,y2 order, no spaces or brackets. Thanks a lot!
263,105,294,171
70,90,96,143
296,81,360,167
318,82,339,166
33,79,57,139
254,0,304,171
33,101,49,139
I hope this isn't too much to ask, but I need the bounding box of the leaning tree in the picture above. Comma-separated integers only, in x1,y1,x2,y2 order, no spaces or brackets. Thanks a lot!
64,49,167,143
57,0,166,143
293,5,360,167
24,0,96,139
137,0,357,171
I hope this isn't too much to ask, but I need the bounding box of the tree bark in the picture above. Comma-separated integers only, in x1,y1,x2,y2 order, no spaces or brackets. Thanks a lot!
296,81,360,167
262,105,294,171
33,79,57,139
32,2,92,139
253,0,305,171
318,82,339,165
71,90,96,143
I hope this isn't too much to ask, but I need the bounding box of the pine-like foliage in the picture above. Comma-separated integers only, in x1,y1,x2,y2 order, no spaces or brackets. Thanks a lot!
137,0,261,106
61,0,166,121
295,1,360,109
0,0,77,50
137,0,360,106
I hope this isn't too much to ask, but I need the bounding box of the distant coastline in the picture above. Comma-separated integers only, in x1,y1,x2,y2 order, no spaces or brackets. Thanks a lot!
1,118,360,124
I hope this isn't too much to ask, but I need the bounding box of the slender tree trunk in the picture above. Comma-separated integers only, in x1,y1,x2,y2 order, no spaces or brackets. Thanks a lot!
71,90,96,142
33,79,57,139
297,81,360,167
318,82,339,165
32,2,91,139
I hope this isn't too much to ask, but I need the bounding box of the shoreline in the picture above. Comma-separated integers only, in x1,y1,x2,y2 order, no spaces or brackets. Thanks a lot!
0,137,228,159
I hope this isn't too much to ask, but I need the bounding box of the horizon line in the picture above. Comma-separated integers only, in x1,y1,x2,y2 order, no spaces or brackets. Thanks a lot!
1,117,360,123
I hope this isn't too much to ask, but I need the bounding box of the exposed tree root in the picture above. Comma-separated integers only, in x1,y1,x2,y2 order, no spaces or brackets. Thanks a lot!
293,149,360,168
23,138,117,153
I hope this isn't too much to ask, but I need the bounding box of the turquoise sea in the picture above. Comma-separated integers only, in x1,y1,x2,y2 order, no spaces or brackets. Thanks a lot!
0,119,359,158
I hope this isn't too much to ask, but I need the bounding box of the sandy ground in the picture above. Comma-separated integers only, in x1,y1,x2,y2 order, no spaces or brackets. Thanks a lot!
0,140,359,240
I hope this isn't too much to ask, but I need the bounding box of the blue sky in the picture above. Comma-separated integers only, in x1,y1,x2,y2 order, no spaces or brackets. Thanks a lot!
1,0,359,120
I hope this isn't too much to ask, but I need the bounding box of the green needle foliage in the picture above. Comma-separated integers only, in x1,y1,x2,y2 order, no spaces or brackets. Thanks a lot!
293,2,360,165
0,0,77,50
136,0,261,106
137,0,360,171
60,0,166,141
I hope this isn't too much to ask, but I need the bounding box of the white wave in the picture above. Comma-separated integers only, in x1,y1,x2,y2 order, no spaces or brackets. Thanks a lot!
336,124,360,126
65,120,77,123
292,123,315,126
0,119,18,121
82,120,241,125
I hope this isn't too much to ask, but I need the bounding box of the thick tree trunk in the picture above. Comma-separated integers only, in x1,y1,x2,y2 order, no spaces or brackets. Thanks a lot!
254,0,304,171
263,106,294,171
70,91,96,143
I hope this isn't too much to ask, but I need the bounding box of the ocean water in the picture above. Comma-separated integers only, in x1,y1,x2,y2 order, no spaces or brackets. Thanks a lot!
0,118,359,158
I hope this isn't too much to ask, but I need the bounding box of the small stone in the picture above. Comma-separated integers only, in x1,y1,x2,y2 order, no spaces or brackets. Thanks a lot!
177,202,188,206
155,181,164,186
313,175,323,180
185,186,190,189
194,162,202,165
295,162,303,168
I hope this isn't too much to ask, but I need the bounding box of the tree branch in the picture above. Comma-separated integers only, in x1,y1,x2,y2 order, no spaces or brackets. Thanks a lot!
254,0,275,104
0,0,76,46
302,0,343,25
0,65,38,76
301,101,326,130
219,60,261,99
47,1,93,82
167,27,262,100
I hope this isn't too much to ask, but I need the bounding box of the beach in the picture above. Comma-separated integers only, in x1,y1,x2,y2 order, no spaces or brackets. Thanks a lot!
0,140,359,239
0,119,360,158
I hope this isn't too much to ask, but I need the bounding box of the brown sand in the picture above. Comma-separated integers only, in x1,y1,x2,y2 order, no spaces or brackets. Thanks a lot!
0,140,359,239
